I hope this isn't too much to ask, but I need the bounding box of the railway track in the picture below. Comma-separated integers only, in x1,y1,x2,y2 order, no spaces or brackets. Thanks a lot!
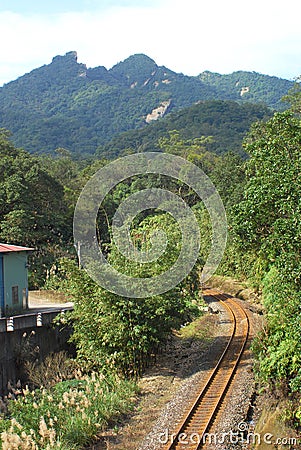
162,289,250,450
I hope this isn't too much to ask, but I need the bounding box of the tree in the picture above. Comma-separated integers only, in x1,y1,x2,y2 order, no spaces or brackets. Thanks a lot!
233,111,301,283
59,234,200,377
55,207,204,377
232,109,301,422
0,130,70,286
282,80,301,114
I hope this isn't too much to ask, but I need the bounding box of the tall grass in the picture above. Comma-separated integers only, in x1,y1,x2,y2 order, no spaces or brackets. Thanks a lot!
0,372,138,449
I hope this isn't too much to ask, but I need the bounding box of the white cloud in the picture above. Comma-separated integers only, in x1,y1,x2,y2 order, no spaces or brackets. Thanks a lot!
0,0,300,86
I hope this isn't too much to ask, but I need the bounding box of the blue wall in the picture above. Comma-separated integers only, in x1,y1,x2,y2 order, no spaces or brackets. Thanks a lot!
0,255,4,317
2,252,28,315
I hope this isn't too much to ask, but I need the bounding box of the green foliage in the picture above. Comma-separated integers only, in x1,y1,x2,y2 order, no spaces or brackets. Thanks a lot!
296,402,301,424
49,155,219,375
58,226,201,377
199,70,293,110
0,132,112,288
0,130,73,287
282,81,301,114
233,111,301,282
155,130,246,208
110,211,205,299
252,269,301,390
99,100,272,159
0,373,137,449
0,51,291,155
232,101,301,427
109,54,158,87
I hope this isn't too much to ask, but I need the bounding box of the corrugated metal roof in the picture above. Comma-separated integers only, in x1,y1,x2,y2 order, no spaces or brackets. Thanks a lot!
0,243,34,253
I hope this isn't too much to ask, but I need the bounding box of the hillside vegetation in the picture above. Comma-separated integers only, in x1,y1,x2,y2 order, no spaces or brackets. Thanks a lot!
99,100,272,158
0,55,300,448
0,51,293,155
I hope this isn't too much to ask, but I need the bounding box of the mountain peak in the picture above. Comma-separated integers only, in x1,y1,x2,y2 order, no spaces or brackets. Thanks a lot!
52,51,78,63
0,51,293,155
113,53,157,68
110,54,158,86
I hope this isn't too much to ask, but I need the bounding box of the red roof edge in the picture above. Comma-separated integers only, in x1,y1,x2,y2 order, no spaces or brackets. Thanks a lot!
0,243,34,253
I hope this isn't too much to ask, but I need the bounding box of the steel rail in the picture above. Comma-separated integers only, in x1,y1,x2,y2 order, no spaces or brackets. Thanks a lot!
162,290,250,449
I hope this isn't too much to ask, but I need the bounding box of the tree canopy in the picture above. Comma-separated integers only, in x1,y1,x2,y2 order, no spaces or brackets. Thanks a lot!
0,131,74,285
232,104,301,421
0,51,292,155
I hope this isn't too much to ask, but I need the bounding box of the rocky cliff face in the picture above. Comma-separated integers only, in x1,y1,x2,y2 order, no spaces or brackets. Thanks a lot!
145,100,171,123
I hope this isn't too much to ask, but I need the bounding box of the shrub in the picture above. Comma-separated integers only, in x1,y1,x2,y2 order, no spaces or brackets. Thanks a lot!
0,373,138,449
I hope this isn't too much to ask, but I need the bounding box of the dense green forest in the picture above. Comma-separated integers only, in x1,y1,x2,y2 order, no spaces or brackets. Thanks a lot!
0,76,300,447
99,100,272,158
0,51,293,155
199,70,293,109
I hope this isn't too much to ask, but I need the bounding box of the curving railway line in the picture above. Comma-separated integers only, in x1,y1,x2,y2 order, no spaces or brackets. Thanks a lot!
162,289,250,450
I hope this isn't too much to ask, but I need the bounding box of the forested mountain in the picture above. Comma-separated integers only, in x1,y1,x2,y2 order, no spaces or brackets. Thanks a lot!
0,51,294,155
0,66,301,447
198,70,293,109
98,100,272,159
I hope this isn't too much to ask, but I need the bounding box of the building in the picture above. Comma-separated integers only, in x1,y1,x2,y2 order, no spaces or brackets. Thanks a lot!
0,243,34,317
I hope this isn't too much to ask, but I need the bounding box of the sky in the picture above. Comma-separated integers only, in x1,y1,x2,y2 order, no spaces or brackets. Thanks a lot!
0,0,300,86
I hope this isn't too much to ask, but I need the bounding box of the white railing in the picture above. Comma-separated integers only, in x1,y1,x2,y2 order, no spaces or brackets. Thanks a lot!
0,307,73,333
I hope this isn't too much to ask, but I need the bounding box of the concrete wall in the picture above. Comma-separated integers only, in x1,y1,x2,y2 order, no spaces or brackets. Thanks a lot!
0,313,74,395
